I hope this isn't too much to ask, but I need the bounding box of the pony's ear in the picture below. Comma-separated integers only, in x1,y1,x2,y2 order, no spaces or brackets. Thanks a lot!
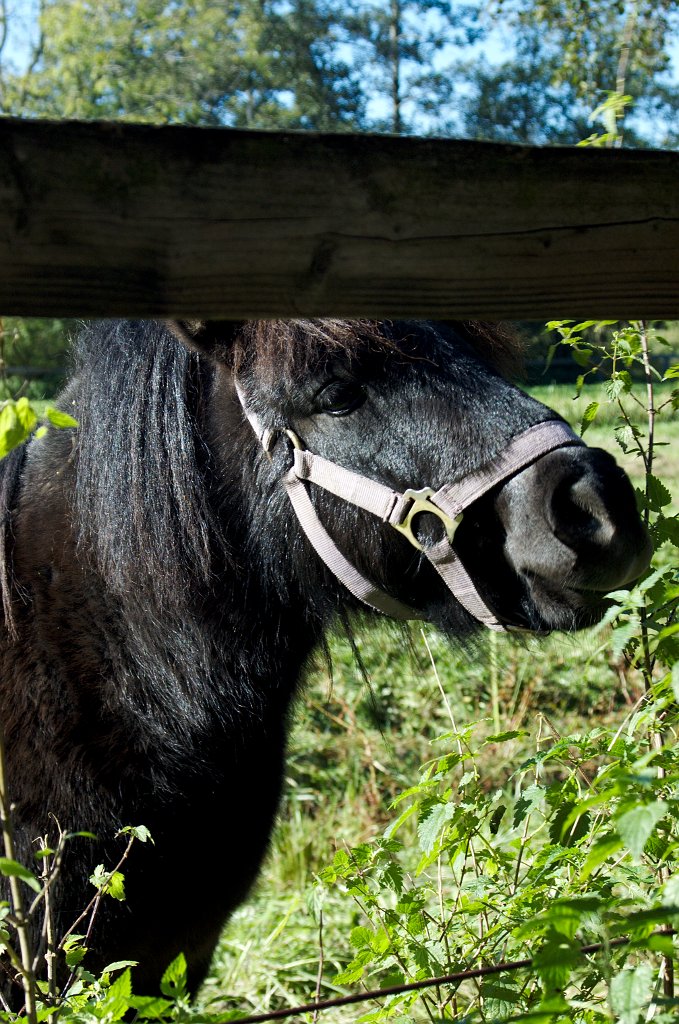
165,320,245,361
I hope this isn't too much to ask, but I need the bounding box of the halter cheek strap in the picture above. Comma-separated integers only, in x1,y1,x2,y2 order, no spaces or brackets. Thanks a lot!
235,383,582,630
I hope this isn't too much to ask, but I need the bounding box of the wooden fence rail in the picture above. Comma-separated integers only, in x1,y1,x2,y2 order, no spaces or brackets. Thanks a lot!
1,117,677,320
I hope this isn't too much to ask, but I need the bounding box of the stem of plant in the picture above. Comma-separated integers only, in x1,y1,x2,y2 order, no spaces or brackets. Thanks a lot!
312,909,324,1024
0,722,38,1024
59,834,136,999
638,320,674,1001
489,630,500,735
36,836,60,1015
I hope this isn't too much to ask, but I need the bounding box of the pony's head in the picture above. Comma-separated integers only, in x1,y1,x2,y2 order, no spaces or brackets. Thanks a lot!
169,318,651,636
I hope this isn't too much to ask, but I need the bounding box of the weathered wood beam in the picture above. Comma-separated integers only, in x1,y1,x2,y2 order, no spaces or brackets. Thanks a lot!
1,117,677,320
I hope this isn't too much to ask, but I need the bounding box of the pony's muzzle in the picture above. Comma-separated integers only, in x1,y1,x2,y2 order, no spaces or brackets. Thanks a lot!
500,446,652,598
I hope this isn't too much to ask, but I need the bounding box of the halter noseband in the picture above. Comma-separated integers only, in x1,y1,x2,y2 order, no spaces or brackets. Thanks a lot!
236,383,582,631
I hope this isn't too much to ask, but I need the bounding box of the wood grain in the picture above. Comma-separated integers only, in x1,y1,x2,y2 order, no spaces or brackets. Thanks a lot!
1,118,677,319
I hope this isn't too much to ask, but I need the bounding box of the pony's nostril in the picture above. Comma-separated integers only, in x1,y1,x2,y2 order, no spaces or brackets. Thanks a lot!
550,476,614,550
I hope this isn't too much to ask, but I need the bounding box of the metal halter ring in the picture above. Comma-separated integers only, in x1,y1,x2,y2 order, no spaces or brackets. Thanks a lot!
263,427,304,457
392,488,462,552
284,429,304,450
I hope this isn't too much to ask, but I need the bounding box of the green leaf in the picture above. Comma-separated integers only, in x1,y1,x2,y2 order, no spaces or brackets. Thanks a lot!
102,960,138,974
160,951,188,999
108,871,126,900
370,928,390,955
128,996,174,1019
646,474,673,511
513,784,544,827
100,967,132,1021
0,857,41,893
549,801,589,846
417,801,455,855
572,347,594,368
349,926,372,950
479,980,521,1019
380,860,403,895
610,616,641,659
118,824,153,844
572,320,603,331
533,932,580,993
544,343,558,372
662,362,679,380
44,405,79,429
655,516,679,548
616,801,668,858
671,663,679,705
609,963,654,1024
579,835,623,880
333,949,373,985
89,865,126,900
604,371,632,399
484,729,526,743
64,944,87,968
579,400,599,436
489,804,506,835
0,399,38,459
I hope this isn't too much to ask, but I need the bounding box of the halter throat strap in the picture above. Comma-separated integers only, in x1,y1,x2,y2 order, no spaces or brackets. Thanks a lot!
235,383,581,630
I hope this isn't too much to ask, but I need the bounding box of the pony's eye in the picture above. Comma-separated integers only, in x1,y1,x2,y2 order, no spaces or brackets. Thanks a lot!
315,381,366,417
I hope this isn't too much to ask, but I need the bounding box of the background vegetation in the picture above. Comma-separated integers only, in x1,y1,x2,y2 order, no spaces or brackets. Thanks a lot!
0,2,678,1022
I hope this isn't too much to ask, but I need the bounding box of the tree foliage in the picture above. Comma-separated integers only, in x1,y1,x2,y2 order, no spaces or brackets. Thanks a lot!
479,0,679,146
341,0,481,135
0,0,363,129
1,0,678,144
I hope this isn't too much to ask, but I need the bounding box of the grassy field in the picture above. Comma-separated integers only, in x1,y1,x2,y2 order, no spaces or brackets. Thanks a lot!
197,381,678,1021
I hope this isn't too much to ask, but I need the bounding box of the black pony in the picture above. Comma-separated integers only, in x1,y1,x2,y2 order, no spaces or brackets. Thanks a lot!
0,318,649,997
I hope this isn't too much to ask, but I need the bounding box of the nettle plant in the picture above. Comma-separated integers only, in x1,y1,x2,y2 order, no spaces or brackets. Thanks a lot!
317,320,679,1024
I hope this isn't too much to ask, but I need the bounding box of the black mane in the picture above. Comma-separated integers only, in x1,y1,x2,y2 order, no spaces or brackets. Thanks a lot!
72,320,225,608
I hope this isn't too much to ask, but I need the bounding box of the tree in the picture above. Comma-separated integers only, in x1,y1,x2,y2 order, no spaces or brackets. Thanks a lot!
256,0,366,130
342,0,482,135
0,0,363,130
479,0,679,147
458,20,651,147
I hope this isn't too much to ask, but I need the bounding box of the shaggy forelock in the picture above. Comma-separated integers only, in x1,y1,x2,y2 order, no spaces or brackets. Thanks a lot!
232,319,523,383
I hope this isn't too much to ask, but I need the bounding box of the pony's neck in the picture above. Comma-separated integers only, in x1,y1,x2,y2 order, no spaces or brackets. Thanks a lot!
12,424,323,748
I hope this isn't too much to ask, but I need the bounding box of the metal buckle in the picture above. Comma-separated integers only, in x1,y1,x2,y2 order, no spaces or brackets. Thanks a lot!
284,429,303,450
393,488,462,552
264,427,303,460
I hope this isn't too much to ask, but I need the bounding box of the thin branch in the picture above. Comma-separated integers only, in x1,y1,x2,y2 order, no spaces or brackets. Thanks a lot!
0,0,8,61
616,1,638,96
16,0,46,112
59,835,135,998
311,910,324,1024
